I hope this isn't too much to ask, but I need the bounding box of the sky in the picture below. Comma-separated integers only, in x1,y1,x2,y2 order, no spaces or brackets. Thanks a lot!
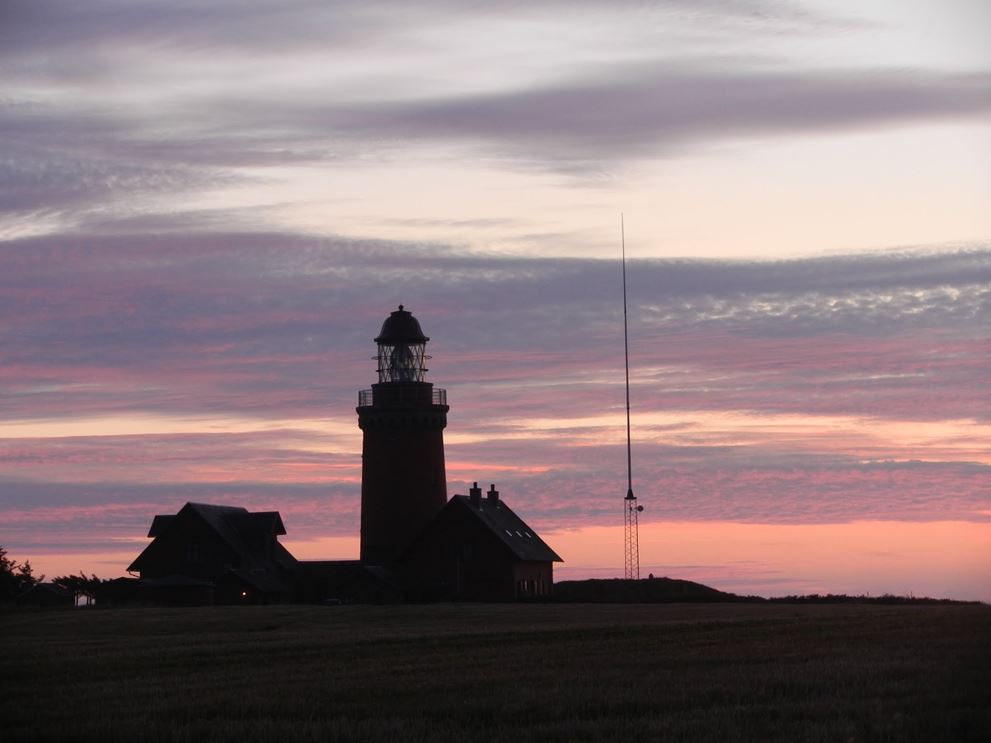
1,0,989,601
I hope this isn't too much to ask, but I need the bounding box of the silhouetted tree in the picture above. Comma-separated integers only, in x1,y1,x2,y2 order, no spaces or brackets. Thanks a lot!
52,573,103,606
0,546,43,601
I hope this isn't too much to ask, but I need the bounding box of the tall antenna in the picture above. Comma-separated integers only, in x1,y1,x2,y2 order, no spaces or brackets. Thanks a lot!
621,214,642,581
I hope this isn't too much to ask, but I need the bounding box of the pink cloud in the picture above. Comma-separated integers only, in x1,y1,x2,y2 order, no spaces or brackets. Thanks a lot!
2,239,988,588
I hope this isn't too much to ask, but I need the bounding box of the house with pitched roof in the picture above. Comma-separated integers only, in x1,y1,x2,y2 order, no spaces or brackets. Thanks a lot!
127,502,298,605
401,483,562,601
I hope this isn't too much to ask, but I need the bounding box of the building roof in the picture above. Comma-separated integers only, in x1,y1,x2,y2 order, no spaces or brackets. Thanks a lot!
446,495,563,562
375,305,429,344
148,515,175,537
129,502,297,574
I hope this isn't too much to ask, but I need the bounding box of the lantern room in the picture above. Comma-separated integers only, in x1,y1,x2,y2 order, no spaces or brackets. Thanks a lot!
374,305,431,383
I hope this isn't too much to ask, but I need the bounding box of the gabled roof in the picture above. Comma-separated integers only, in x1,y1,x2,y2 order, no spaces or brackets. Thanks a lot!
148,515,175,537
181,503,286,560
428,495,562,562
128,502,296,574
270,541,298,572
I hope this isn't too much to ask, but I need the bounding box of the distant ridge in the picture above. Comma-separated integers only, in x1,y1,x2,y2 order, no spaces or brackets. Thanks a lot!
551,578,980,605
552,577,753,603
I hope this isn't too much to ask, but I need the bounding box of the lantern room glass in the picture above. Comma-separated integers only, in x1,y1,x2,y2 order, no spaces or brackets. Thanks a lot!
376,341,430,383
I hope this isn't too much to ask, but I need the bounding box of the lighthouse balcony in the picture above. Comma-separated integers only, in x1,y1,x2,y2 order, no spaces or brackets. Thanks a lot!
358,386,447,408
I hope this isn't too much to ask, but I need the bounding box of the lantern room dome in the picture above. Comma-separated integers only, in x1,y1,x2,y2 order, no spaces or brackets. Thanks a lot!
375,305,429,344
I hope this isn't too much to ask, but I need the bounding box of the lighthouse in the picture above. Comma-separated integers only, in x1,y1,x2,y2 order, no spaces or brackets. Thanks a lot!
356,306,449,565
127,304,560,604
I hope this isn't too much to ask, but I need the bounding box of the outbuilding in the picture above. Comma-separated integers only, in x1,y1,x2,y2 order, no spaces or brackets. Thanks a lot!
401,483,562,601
128,502,298,605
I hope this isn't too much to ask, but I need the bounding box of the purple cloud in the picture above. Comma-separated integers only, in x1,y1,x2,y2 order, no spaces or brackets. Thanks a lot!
1,233,987,421
306,65,991,171
1,233,987,562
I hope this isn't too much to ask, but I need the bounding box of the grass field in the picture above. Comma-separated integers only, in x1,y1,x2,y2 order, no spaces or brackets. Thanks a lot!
2,602,989,742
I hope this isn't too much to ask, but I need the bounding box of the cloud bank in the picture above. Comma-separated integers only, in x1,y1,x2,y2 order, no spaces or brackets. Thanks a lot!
0,2,987,594
1,234,988,554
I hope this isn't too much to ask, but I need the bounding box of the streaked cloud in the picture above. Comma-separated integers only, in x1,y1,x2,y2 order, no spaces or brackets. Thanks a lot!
3,0,987,233
1,235,987,558
0,1,987,599
303,65,991,172
2,234,986,421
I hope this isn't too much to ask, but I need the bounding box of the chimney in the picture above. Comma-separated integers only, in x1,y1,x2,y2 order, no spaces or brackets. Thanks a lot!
487,483,499,504
469,482,482,507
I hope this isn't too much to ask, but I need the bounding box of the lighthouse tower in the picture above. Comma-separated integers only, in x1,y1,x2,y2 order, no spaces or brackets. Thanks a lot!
356,306,449,565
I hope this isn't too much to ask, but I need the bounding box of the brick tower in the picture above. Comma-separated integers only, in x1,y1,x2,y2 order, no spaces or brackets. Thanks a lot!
356,306,449,565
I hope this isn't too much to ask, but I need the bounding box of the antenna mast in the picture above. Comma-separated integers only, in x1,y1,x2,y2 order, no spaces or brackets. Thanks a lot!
621,214,642,581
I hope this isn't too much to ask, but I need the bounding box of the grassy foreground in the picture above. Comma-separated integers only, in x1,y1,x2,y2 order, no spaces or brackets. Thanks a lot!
2,602,989,742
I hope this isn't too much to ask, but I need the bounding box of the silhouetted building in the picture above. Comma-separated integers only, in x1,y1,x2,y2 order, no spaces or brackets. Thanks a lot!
402,483,562,601
93,577,141,607
298,561,404,605
357,305,449,564
127,502,297,605
353,307,561,596
126,307,560,603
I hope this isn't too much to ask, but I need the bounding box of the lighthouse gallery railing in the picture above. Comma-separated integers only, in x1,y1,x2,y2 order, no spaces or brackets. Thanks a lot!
358,387,446,408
